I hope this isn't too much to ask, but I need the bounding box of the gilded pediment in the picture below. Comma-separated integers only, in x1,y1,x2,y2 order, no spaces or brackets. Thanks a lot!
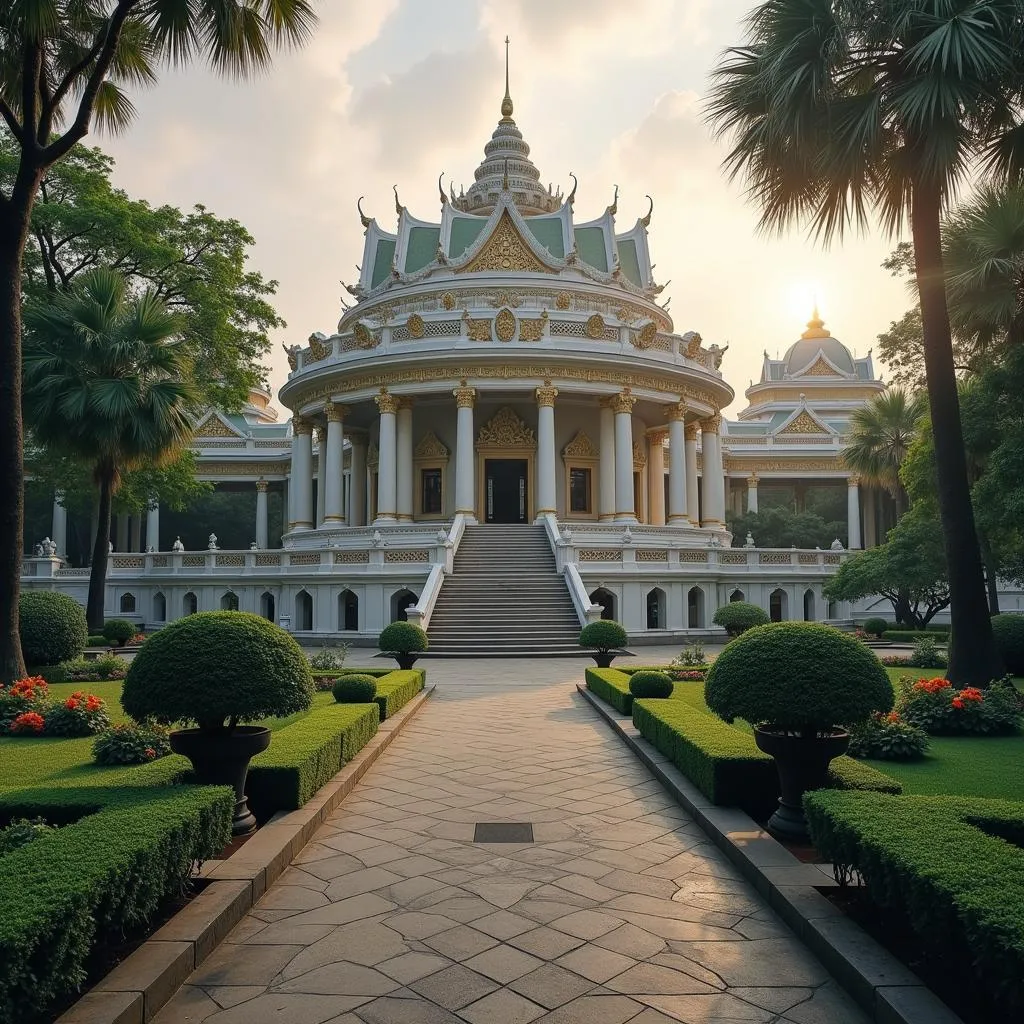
801,355,842,377
563,431,598,459
457,212,555,275
476,406,536,449
778,410,831,435
196,414,243,438
414,431,449,460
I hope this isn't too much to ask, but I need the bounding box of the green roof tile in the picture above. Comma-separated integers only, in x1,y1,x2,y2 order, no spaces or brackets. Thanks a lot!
617,238,642,286
371,238,395,289
574,226,608,272
449,217,486,259
405,226,440,274
526,217,565,258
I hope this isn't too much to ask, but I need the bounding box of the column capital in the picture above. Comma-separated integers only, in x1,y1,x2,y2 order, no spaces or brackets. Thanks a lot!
664,400,687,422
746,473,759,487
375,388,399,415
647,428,669,445
700,412,722,434
535,379,559,407
256,477,269,493
453,379,477,409
610,388,637,415
684,421,699,442
292,415,314,436
396,395,416,412
324,401,350,422
848,474,861,487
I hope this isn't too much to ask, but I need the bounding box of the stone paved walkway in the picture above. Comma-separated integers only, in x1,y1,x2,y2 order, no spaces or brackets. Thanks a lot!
154,655,869,1024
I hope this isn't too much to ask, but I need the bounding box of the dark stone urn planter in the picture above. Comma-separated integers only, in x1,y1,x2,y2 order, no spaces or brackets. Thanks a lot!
170,725,271,836
394,652,419,670
754,727,850,843
591,652,617,668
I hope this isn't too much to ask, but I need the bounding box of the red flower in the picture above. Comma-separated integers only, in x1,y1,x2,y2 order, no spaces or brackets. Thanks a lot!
952,697,964,709
959,687,984,702
144,747,156,759
914,677,951,694
10,711,45,734
85,696,102,711
65,697,79,710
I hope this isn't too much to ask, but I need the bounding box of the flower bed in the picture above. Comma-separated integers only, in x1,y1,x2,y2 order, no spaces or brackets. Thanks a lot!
897,675,1022,735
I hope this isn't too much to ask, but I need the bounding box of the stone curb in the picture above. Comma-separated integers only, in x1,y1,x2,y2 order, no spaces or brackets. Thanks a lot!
577,684,963,1024
57,684,435,1024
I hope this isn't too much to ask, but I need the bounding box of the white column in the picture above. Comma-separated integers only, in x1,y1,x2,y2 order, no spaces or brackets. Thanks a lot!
396,397,414,521
453,380,477,519
255,480,269,548
323,402,347,524
116,514,129,551
847,475,862,549
535,380,558,517
666,403,687,525
289,416,314,531
747,474,759,514
612,389,637,523
146,503,160,551
52,493,67,556
350,436,367,527
700,414,726,528
599,398,616,520
685,422,700,524
374,389,398,523
647,430,667,526
315,430,326,528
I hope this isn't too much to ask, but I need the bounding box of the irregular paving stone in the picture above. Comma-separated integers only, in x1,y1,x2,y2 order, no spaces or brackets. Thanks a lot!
344,995,462,1024
385,911,461,939
605,962,718,996
462,944,545,984
204,992,369,1023
538,993,646,1024
422,924,499,961
192,942,301,987
409,963,498,1010
507,962,594,1009
670,938,830,987
508,925,586,960
323,866,404,901
273,961,398,996
205,985,267,1009
593,923,667,960
151,984,219,1022
279,920,409,977
783,981,872,1023
377,951,453,985
458,987,547,1024
550,909,622,940
471,910,537,940
554,945,637,984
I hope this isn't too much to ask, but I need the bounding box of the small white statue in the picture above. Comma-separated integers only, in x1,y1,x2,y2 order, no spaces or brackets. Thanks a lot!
707,533,722,548
436,528,447,545
830,537,845,551
42,537,57,557
250,541,258,550
108,540,113,553
172,536,185,552
207,533,218,550
146,545,155,553
32,542,43,557
705,342,729,370
744,531,755,548
561,526,573,542
371,530,384,548
622,526,633,545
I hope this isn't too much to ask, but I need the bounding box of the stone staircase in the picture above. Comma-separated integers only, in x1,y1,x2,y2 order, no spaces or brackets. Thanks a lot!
425,524,583,657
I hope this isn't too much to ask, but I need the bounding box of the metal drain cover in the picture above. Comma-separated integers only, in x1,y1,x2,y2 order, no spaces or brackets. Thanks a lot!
474,822,534,843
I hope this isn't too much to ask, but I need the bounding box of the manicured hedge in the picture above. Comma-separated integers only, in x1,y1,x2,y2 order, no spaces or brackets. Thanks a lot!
312,666,428,683
632,698,900,820
883,630,949,644
805,790,1024,1015
585,667,635,713
0,784,232,1021
372,670,424,720
247,703,379,819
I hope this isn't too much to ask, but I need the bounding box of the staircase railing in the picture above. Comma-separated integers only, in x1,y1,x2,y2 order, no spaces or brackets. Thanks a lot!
540,512,602,626
406,514,467,630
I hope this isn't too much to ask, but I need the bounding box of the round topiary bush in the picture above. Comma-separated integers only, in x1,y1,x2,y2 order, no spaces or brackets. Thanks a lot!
629,670,673,699
705,622,893,734
579,620,628,652
990,614,1024,675
863,617,888,639
332,674,378,704
102,618,137,646
18,591,87,666
712,602,770,637
379,622,429,653
121,611,313,732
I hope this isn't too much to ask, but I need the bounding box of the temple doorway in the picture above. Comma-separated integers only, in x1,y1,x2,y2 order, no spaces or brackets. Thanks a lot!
485,459,528,523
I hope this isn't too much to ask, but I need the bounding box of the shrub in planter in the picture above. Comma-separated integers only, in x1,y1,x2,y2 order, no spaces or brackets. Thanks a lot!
93,722,172,764
990,613,1024,676
332,674,378,704
101,618,137,646
705,622,893,840
43,692,110,737
713,601,770,637
579,620,628,667
0,677,49,729
629,670,673,699
863,617,888,639
897,675,1022,735
908,635,945,669
122,611,314,834
18,591,87,666
86,634,106,647
848,711,929,760
379,622,429,670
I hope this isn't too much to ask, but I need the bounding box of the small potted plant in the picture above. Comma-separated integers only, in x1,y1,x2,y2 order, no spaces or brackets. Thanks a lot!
705,621,893,841
379,621,428,670
579,620,628,668
121,611,313,834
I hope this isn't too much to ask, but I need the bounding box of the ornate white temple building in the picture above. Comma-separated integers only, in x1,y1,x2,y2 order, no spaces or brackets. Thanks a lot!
24,64,913,649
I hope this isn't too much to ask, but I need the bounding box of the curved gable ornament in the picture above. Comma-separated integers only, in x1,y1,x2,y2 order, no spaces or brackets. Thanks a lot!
414,431,449,460
196,414,242,438
476,407,537,450
457,212,554,275
563,431,598,458
800,354,843,377
779,410,830,435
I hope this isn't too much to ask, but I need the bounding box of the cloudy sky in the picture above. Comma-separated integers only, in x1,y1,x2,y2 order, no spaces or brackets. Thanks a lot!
98,0,910,415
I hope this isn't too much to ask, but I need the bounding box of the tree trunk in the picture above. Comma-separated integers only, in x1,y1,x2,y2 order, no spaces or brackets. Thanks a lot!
87,467,114,631
910,182,1003,685
980,532,1000,615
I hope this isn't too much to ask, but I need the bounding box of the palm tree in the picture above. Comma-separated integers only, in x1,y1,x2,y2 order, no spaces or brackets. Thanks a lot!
0,2,315,680
844,390,927,517
23,269,198,629
706,0,1024,685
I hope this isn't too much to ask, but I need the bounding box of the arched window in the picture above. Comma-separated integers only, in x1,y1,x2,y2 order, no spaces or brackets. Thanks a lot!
183,591,198,616
295,590,313,631
646,588,666,630
390,589,418,623
119,592,136,614
589,588,615,621
339,589,359,632
687,587,705,628
729,589,745,603
260,591,275,622
221,591,239,612
770,588,788,622
152,592,166,622
827,599,838,619
803,589,815,622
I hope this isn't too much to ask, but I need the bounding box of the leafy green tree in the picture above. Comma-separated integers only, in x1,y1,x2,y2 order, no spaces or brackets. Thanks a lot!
0,1,315,680
726,506,846,550
824,504,950,629
708,0,1020,684
23,269,198,628
843,390,926,517
0,136,284,410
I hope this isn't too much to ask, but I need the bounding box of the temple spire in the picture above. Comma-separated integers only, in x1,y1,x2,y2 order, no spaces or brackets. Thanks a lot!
501,36,514,121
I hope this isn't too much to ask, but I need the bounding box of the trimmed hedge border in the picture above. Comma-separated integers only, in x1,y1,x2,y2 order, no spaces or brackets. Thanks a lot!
585,667,635,714
883,630,949,644
247,703,380,819
631,698,900,820
0,784,232,1022
369,670,424,720
805,789,1024,1016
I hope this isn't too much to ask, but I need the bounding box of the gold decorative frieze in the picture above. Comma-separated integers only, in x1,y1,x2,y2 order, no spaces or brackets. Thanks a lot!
586,313,606,339
555,291,571,309
465,315,492,342
199,462,290,476
779,410,829,435
406,313,426,338
489,290,523,308
307,334,330,363
563,431,598,458
334,550,369,564
441,292,456,310
518,314,546,342
495,307,516,342
747,385,882,404
745,459,845,473
477,407,536,449
458,212,553,274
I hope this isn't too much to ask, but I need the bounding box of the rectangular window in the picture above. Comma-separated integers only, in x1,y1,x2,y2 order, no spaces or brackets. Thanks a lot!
421,468,443,515
569,467,592,514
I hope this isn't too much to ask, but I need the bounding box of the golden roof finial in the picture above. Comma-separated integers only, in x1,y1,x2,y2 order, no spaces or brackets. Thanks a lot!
501,36,514,121
801,302,831,339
